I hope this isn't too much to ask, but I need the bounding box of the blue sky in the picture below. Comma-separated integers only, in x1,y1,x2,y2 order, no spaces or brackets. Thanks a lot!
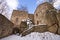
6,0,60,14
18,0,38,13
5,0,44,19
5,0,60,19
17,0,60,13
5,0,60,14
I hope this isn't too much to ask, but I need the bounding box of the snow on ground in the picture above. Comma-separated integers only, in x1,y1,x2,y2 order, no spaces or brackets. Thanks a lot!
0,32,60,40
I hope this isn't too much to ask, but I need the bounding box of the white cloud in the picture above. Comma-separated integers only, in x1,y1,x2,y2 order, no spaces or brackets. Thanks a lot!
4,0,19,20
0,0,19,20
36,0,60,10
53,0,60,10
36,0,54,5
6,0,19,9
36,0,44,5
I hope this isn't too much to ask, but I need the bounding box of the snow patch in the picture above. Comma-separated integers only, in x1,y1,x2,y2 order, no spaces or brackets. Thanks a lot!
1,32,60,40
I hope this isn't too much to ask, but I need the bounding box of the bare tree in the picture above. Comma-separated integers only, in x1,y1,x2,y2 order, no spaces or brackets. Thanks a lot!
17,5,28,12
44,0,55,4
0,0,9,18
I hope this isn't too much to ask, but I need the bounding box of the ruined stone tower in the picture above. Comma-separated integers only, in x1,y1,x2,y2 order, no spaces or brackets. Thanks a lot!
11,10,34,27
11,10,28,27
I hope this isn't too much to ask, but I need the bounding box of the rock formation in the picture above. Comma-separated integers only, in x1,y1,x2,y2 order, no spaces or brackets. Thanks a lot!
34,2,58,33
56,11,60,34
21,25,47,36
19,21,28,34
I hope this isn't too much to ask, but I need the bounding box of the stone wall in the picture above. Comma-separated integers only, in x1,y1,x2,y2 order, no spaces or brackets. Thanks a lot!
0,14,14,38
28,14,34,24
